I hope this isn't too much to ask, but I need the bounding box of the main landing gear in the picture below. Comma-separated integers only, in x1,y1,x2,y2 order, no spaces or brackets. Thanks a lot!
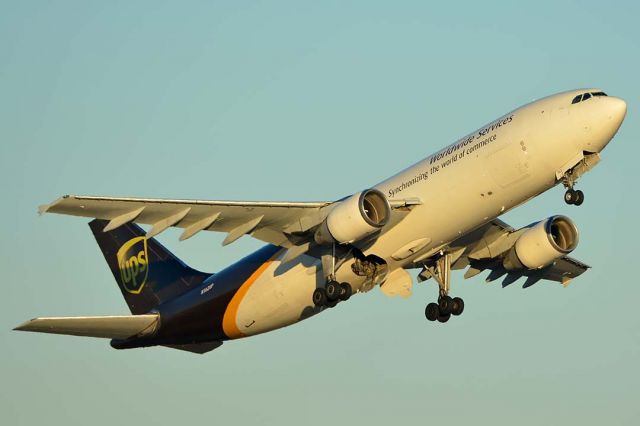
425,297,464,323
421,252,465,324
313,281,352,308
312,243,353,308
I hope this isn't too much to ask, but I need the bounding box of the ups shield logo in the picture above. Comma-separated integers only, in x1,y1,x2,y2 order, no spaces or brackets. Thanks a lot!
117,237,149,294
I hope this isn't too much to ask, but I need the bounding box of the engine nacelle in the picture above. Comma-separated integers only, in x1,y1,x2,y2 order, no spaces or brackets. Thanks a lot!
503,215,579,271
314,189,390,245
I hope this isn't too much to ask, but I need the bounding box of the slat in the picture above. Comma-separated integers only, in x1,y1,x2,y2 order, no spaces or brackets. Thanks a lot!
146,208,191,238
179,212,221,241
55,195,329,208
103,207,146,232
222,216,264,246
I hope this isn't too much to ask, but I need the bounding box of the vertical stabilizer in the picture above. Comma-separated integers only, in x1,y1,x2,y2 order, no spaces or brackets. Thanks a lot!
89,219,210,314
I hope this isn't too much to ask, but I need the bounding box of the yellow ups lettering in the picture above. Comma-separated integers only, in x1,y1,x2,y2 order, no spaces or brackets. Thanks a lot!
116,237,149,294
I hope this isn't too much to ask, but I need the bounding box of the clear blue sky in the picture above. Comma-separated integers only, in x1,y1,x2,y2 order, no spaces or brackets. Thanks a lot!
1,1,638,425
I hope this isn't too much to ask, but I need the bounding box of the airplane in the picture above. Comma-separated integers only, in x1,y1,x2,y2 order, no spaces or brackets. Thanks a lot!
14,88,626,354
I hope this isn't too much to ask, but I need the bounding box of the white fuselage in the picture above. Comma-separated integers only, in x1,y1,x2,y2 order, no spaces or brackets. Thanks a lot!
228,88,626,338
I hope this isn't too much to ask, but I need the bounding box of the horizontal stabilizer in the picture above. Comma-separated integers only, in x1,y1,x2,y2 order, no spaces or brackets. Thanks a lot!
14,314,159,339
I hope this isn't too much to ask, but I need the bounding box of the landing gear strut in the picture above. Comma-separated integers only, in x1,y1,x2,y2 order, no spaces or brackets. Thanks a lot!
561,168,585,206
421,252,465,324
312,243,353,308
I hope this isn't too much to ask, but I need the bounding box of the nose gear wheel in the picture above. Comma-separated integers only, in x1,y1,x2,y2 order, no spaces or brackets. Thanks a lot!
564,188,584,206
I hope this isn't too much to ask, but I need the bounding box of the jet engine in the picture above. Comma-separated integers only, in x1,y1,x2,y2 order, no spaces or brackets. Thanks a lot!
314,189,390,245
503,215,579,271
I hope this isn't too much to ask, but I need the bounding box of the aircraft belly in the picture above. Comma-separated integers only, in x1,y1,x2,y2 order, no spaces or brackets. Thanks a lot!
233,254,322,337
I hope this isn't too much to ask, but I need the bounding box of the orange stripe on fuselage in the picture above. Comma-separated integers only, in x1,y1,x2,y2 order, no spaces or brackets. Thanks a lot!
222,260,274,339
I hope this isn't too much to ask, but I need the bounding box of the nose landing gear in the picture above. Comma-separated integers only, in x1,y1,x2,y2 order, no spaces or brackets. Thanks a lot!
421,252,465,324
559,152,602,207
564,188,584,206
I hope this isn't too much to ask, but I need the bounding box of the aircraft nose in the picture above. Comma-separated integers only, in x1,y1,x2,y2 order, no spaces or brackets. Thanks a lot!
607,97,627,130
589,96,627,152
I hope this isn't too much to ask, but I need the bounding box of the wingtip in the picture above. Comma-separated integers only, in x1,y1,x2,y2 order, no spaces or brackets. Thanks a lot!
13,319,35,331
37,203,51,215
38,195,72,216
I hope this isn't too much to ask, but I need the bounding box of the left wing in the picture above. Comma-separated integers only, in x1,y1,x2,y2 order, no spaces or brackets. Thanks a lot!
40,195,331,247
40,195,418,252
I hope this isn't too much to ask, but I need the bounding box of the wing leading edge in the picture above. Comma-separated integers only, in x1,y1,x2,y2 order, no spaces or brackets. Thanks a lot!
40,195,331,247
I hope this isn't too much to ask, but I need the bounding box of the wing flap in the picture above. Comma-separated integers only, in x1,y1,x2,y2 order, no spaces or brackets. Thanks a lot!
14,314,159,339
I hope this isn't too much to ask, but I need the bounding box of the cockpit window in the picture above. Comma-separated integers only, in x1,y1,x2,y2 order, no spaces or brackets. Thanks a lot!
571,91,607,105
